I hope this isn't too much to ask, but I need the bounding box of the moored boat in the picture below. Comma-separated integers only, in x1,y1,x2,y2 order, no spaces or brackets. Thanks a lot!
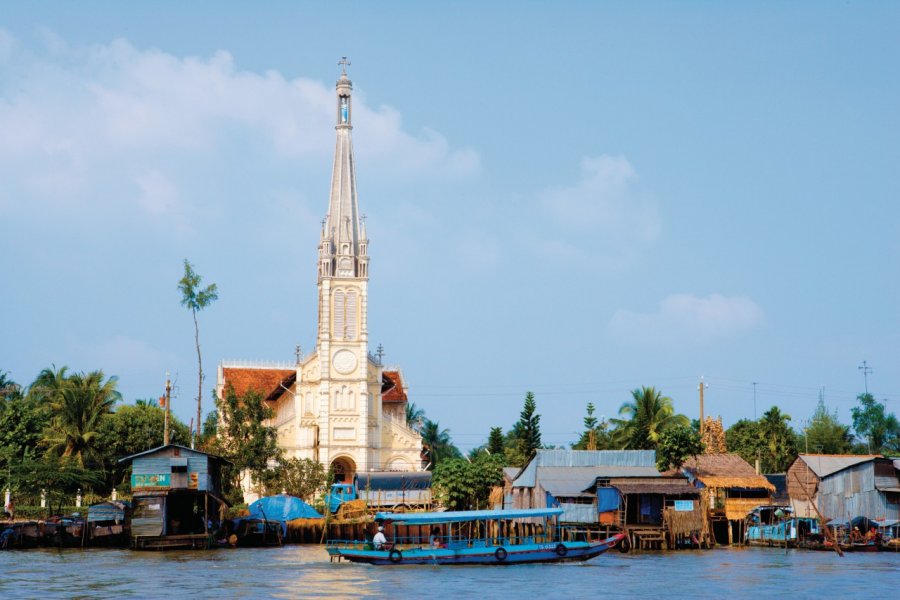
744,505,822,548
326,507,624,565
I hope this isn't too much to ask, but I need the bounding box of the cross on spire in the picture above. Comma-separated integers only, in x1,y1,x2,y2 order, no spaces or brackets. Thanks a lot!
338,56,351,75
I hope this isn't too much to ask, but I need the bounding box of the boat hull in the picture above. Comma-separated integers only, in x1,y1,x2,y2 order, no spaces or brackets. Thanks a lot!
329,534,624,565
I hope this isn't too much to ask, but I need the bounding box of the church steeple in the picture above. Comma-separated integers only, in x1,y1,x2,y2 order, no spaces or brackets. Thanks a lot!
319,57,368,281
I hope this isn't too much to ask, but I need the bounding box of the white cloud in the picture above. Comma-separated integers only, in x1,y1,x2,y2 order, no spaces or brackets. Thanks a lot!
609,293,764,345
0,31,479,218
532,154,661,269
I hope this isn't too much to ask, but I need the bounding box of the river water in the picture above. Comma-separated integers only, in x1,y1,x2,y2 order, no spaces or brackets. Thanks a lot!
1,545,898,599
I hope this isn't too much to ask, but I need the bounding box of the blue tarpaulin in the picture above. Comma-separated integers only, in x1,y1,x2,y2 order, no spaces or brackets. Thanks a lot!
597,488,620,512
248,494,323,535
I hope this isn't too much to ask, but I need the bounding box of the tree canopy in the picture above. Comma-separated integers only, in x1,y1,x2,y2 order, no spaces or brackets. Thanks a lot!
804,399,853,454
656,424,704,471
509,391,542,465
610,387,689,449
726,407,798,473
851,393,900,454
432,453,505,511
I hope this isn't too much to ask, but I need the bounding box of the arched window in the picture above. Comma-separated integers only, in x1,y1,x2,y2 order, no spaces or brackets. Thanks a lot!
345,291,358,339
332,288,358,340
333,290,345,337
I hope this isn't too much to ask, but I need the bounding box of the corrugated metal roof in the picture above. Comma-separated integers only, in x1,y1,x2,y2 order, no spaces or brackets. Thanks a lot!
797,454,880,478
534,449,657,468
117,443,232,466
517,464,662,494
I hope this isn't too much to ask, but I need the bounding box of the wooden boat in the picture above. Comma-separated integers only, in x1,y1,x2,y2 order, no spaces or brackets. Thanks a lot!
326,508,625,565
233,518,282,547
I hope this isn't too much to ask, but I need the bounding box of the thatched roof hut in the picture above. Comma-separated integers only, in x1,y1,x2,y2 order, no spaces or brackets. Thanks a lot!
682,454,774,522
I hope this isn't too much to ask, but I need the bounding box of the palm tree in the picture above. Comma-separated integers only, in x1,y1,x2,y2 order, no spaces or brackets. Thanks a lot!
405,402,425,431
27,365,69,403
420,419,459,469
610,386,689,449
43,370,122,468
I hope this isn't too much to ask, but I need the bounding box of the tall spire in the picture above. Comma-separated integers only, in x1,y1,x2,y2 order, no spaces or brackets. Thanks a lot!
319,57,368,281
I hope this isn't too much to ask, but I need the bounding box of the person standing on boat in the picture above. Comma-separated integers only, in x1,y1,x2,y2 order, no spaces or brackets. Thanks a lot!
373,526,387,550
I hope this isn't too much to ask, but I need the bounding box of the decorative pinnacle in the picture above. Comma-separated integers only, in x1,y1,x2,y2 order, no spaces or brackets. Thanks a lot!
338,56,351,75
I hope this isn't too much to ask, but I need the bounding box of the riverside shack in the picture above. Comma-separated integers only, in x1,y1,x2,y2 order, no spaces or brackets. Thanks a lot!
510,450,660,524
509,450,704,550
787,454,900,522
119,444,231,550
682,454,774,545
786,454,882,518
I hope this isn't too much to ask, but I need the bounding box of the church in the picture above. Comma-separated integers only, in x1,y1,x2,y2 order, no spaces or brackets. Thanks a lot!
216,61,423,488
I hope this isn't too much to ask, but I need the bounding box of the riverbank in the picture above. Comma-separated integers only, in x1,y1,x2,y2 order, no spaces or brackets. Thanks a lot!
1,545,898,598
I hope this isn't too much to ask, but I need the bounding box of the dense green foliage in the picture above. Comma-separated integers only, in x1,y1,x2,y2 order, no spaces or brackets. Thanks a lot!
656,425,704,471
610,387,689,449
260,457,327,501
487,426,506,456
851,393,900,454
211,385,280,502
508,392,542,465
726,407,798,473
432,453,505,511
804,399,853,454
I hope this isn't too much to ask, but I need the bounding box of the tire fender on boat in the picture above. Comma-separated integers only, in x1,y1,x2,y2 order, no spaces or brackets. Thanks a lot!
616,536,630,553
389,549,403,563
495,547,508,562
555,543,568,557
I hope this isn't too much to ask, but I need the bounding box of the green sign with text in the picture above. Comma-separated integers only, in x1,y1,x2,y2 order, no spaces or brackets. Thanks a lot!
131,473,171,489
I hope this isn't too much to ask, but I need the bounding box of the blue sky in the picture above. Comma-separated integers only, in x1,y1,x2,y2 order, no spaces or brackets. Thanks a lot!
1,2,898,451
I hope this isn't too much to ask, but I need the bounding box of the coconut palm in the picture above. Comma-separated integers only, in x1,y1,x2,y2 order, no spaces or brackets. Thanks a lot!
405,401,425,431
27,365,70,404
43,370,122,468
420,418,460,469
609,386,689,449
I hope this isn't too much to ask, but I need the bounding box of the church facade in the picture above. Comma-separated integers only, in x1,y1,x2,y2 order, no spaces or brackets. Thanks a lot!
216,62,422,487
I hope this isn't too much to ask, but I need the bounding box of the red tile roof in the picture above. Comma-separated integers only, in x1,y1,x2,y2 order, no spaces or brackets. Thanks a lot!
381,370,407,403
221,368,295,402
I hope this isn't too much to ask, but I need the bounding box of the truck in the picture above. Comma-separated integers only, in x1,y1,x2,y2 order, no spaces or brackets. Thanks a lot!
326,472,432,514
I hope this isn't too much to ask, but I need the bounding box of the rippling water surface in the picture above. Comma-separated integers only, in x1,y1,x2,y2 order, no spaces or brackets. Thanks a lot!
1,546,898,599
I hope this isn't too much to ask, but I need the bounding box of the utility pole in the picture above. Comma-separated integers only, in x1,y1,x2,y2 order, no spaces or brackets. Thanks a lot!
163,374,172,446
858,360,872,395
699,376,708,435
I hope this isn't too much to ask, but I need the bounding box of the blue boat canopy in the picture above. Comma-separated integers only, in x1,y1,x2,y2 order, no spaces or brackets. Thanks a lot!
249,494,323,522
374,507,563,525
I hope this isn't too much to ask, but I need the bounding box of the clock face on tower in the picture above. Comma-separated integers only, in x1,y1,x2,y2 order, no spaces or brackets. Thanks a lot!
332,349,358,374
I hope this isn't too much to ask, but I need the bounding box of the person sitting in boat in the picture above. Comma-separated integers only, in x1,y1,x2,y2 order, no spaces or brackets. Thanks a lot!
865,527,880,543
851,527,863,542
430,526,444,548
373,526,387,550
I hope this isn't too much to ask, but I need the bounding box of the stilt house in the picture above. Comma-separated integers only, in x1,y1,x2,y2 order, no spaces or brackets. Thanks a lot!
682,453,774,545
119,444,232,550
